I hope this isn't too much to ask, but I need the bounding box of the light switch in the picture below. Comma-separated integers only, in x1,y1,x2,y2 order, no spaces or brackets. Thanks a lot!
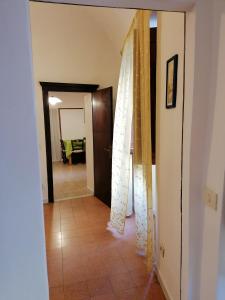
204,187,218,211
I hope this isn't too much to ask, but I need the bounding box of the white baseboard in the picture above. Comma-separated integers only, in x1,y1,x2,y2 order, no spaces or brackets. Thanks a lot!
54,193,94,202
156,269,173,300
87,186,94,193
42,192,94,203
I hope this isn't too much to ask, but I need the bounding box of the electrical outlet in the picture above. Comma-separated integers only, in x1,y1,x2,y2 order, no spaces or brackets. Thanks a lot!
204,187,218,211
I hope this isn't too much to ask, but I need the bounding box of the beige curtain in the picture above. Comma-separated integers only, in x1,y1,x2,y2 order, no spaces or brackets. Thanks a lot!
133,10,153,270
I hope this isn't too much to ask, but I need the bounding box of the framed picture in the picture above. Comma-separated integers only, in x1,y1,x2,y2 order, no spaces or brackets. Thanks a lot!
166,54,178,109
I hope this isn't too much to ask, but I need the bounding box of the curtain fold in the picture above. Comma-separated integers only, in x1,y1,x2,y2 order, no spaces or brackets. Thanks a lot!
110,31,134,233
133,10,153,270
111,10,153,270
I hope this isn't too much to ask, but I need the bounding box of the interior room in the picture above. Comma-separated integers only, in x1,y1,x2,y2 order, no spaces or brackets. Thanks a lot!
48,91,94,201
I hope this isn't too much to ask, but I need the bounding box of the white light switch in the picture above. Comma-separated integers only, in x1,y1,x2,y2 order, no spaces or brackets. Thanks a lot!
204,187,218,211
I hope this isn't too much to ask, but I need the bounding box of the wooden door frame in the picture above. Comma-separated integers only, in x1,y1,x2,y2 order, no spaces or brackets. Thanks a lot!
92,87,113,207
40,82,99,203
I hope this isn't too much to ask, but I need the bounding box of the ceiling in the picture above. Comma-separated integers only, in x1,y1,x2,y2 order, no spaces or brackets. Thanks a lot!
30,0,188,54
79,6,135,52
30,2,136,54
31,0,196,12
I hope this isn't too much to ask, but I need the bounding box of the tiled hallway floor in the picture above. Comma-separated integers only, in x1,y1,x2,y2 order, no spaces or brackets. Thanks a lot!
44,196,166,300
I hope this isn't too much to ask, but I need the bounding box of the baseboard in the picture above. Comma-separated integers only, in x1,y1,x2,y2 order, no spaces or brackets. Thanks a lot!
43,193,94,203
87,186,94,193
54,193,94,202
156,269,173,300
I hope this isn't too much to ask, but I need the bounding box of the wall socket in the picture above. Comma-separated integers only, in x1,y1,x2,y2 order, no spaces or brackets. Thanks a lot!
159,245,165,258
204,187,218,211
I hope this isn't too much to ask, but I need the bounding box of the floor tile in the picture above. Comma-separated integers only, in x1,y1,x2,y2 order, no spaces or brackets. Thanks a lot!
63,265,87,285
106,258,128,275
87,277,112,297
64,281,90,299
115,287,142,300
49,287,64,300
110,272,135,293
131,270,150,287
91,293,117,300
44,196,165,300
48,268,63,288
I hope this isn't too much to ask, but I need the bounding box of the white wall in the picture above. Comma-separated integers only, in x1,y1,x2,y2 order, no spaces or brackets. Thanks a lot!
0,1,48,299
60,109,85,140
156,12,184,300
84,94,95,192
198,1,225,299
182,1,225,299
29,2,134,200
182,0,225,300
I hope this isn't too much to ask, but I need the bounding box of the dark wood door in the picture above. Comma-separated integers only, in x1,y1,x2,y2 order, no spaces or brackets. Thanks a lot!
92,87,113,207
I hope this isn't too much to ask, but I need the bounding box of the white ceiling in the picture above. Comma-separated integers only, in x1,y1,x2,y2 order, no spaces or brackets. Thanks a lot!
30,2,136,54
30,1,188,54
31,0,196,12
79,6,135,52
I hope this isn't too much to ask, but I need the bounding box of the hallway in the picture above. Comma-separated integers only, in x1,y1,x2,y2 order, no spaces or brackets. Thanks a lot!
44,197,165,300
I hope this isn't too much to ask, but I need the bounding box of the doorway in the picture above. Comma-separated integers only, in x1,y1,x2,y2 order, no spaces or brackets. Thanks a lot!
49,92,92,201
40,82,113,205
30,3,185,300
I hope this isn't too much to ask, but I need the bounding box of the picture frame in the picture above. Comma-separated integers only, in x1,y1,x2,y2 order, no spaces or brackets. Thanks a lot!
166,54,178,109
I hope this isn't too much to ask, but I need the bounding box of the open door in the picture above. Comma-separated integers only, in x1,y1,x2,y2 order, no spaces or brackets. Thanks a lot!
92,87,113,207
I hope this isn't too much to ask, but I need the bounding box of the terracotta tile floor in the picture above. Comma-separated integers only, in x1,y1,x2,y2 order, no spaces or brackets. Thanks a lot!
44,196,166,300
